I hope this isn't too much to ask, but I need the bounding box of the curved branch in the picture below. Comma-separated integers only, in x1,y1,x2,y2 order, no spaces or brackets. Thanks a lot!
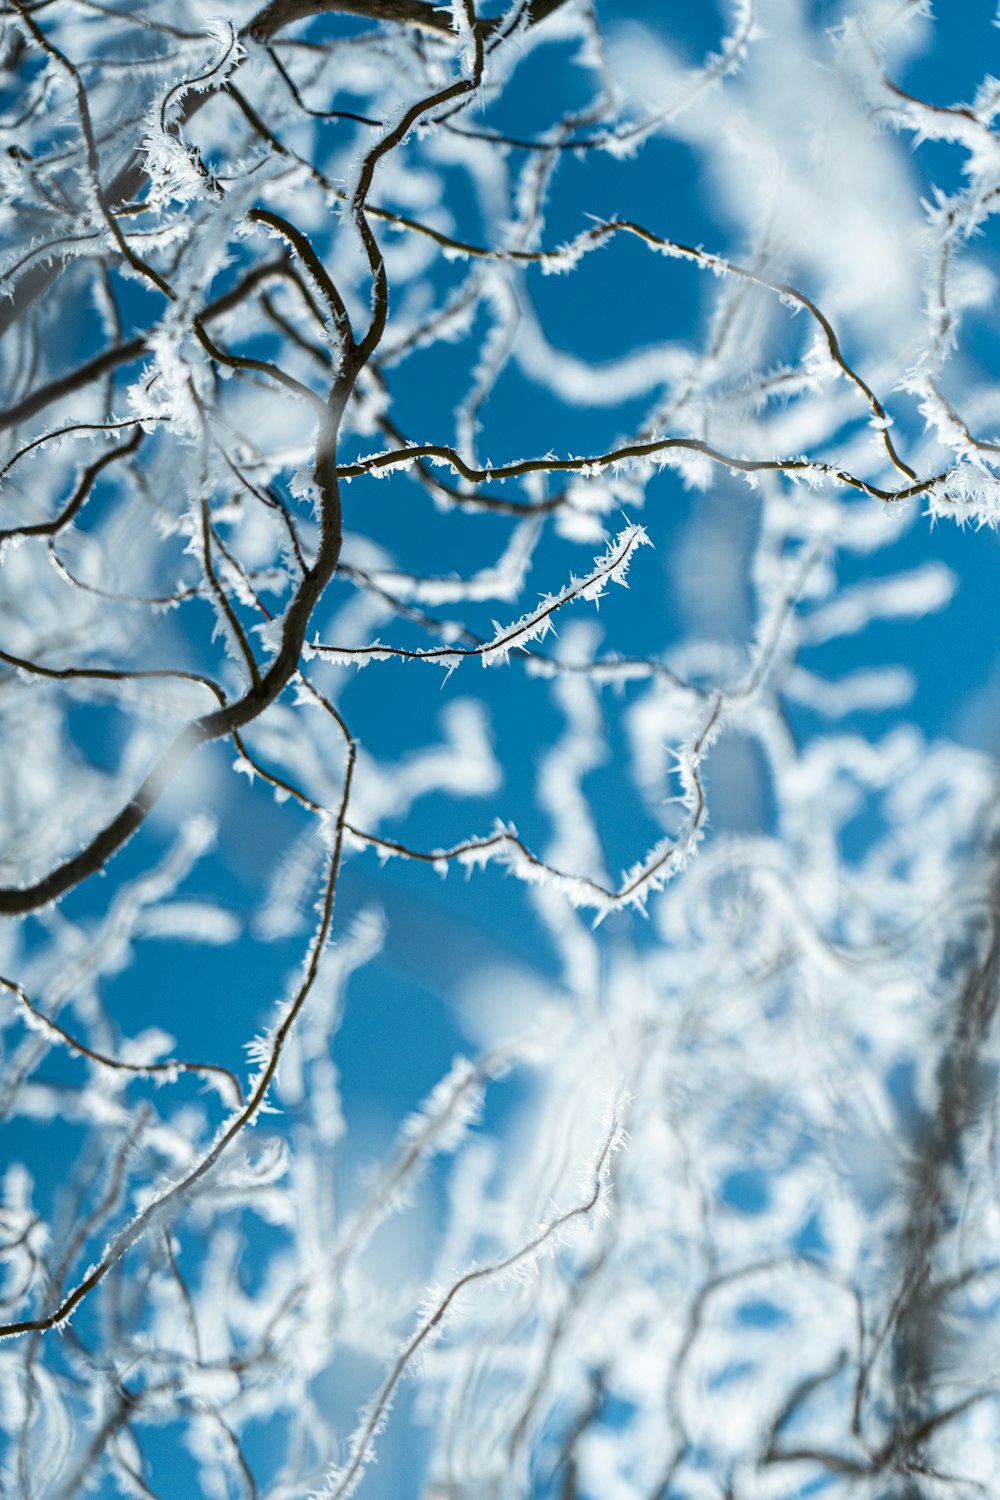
0,975,244,1107
0,393,347,915
0,733,355,1341
335,433,944,503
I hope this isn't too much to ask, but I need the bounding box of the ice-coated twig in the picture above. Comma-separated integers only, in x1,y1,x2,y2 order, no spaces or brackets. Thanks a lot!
343,694,720,920
0,975,244,1108
308,524,651,670
317,1109,626,1500
0,732,356,1341
334,432,942,503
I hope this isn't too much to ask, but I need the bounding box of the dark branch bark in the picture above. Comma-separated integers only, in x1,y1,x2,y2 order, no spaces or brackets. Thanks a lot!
0,257,288,433
249,0,572,42
875,840,1000,1483
249,0,456,40
0,0,571,340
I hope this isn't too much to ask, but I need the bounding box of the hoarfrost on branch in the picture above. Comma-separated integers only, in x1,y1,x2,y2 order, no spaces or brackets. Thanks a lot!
1,0,1000,1496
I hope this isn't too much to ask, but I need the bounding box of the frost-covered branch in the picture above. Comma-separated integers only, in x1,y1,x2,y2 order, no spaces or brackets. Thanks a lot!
3,0,1000,1494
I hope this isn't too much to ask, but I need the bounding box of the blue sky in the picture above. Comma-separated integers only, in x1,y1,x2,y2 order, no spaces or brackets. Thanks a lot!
4,1,1000,1494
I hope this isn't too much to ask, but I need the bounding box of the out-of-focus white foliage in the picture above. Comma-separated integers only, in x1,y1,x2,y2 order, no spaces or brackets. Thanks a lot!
1,0,999,1496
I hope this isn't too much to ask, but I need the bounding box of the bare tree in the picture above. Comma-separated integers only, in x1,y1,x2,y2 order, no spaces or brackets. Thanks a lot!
1,0,1000,1495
